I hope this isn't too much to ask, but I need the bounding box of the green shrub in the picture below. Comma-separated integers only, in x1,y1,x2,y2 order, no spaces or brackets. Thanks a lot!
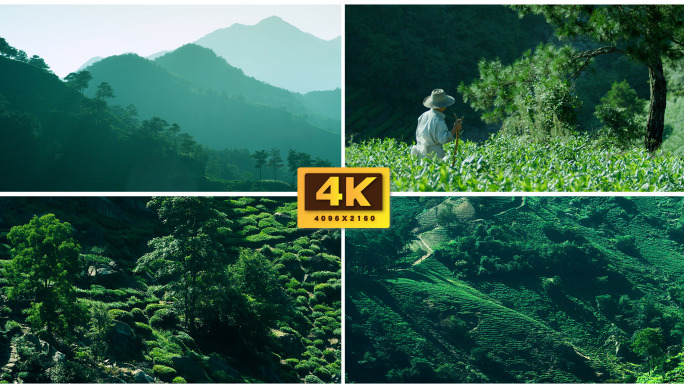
126,295,143,308
134,322,153,338
149,309,180,330
108,309,134,325
258,216,278,228
313,304,332,313
310,291,327,306
4,320,21,334
149,348,177,366
293,237,309,247
313,366,332,381
243,225,259,235
152,365,177,381
295,360,315,375
238,216,258,227
175,332,195,347
145,303,166,317
262,226,285,235
313,283,340,302
322,349,338,363
285,358,299,366
245,233,285,243
130,307,148,323
285,277,301,290
172,376,187,383
309,271,338,283
615,235,639,255
279,252,299,264
304,374,324,383
594,80,646,148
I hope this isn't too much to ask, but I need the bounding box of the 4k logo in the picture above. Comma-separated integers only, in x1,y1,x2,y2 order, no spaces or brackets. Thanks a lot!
298,168,390,228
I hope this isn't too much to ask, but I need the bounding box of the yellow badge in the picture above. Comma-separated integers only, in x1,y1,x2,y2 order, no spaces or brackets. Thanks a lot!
297,167,390,228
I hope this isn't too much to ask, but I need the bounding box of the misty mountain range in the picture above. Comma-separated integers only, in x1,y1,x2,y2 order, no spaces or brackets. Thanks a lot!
79,16,340,94
195,16,341,94
78,16,341,164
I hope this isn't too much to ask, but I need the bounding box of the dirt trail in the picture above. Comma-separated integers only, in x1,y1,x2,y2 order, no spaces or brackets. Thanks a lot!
410,197,526,267
412,233,433,266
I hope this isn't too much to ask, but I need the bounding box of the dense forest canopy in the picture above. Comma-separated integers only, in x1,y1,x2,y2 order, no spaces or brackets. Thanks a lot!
0,197,341,383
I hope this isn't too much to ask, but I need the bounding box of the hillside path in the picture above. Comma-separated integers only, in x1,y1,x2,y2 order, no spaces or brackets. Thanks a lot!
412,234,433,266
410,196,525,267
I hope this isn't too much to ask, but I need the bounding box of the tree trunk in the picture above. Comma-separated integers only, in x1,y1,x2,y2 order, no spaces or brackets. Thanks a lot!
645,57,667,152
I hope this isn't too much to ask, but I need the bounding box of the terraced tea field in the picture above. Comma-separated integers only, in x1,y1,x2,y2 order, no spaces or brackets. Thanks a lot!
347,196,684,383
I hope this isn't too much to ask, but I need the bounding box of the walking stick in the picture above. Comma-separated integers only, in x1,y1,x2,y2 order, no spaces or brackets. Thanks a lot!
451,114,463,168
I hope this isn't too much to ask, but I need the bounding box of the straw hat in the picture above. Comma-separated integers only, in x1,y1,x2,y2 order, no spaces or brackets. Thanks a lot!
423,89,455,108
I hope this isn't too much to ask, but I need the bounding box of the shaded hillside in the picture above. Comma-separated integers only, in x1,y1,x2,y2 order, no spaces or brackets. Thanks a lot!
154,44,340,131
347,196,684,382
0,49,303,191
85,53,340,165
0,55,81,116
195,16,340,93
0,197,341,383
0,56,211,191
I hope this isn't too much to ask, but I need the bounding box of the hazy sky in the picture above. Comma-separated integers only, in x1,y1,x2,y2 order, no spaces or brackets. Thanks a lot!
0,4,341,78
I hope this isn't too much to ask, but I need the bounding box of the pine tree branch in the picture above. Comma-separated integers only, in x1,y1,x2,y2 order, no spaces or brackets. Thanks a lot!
571,46,623,79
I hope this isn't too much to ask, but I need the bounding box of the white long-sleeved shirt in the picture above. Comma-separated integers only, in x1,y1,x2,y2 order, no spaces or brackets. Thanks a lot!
411,109,454,159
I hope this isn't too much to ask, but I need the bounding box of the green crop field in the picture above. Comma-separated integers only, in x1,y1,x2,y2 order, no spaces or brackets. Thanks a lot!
347,196,684,383
346,134,684,192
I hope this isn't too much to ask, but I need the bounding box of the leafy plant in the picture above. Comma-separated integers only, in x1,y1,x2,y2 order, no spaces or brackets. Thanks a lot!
346,134,684,192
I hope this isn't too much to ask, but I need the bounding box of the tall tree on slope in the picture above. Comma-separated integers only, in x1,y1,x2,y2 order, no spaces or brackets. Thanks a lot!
514,5,684,152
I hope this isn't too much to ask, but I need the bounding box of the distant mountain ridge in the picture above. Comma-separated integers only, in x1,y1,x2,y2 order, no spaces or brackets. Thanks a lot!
195,16,341,93
77,56,103,72
153,43,340,128
84,52,340,164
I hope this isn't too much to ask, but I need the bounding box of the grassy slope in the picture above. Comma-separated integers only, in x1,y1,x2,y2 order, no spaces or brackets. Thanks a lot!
347,196,684,383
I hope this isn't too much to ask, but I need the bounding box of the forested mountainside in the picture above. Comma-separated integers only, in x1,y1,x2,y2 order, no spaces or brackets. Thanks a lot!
0,197,341,383
83,52,340,165
347,196,684,382
0,38,334,191
153,44,341,129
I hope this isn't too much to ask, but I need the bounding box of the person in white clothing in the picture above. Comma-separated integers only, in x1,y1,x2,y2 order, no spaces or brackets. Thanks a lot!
410,89,462,160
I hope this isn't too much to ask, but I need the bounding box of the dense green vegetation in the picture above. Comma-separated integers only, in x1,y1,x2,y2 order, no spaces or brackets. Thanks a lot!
347,135,684,191
346,5,684,192
507,5,684,152
0,37,336,191
347,196,684,382
345,5,648,143
0,197,340,382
